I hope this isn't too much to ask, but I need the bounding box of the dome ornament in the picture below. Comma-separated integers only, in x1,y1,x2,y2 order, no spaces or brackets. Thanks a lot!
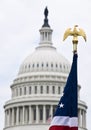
42,7,50,27
44,7,48,18
63,25,87,53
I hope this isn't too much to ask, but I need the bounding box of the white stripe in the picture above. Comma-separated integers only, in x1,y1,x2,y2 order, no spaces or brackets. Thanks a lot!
50,116,78,127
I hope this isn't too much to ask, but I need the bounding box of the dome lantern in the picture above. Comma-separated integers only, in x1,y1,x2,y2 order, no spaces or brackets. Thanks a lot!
39,7,53,46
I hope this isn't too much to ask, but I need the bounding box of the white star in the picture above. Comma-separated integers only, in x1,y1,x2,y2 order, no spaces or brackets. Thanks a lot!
59,103,64,108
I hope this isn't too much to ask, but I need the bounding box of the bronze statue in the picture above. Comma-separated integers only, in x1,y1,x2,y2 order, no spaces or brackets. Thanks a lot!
44,7,48,18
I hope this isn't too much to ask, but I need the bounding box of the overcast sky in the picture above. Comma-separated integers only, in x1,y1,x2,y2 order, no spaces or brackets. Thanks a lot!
0,0,91,130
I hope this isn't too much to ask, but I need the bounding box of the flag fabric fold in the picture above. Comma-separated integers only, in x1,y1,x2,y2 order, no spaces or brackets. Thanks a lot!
49,53,78,130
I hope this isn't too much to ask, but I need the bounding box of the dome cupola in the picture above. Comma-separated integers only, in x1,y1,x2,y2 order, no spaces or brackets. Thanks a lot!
39,7,53,46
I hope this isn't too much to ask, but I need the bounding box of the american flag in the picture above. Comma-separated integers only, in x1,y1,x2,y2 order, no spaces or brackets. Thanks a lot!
49,54,78,130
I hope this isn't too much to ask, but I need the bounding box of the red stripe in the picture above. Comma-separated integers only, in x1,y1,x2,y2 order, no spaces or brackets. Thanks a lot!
49,126,78,130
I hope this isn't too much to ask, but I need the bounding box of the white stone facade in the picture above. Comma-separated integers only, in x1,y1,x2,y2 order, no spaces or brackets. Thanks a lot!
4,9,87,130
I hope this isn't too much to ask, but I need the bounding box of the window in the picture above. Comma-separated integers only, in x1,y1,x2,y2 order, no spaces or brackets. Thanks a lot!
52,86,55,94
58,86,60,94
35,86,37,94
46,86,49,94
56,64,58,68
42,63,44,67
20,88,22,96
16,88,18,96
37,64,39,67
40,86,43,94
29,86,31,94
60,64,62,68
29,64,30,68
32,64,34,68
46,63,48,67
24,87,26,95
45,32,47,40
51,63,53,67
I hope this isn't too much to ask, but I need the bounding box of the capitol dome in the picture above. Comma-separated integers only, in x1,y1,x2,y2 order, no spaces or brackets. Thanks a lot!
18,40,70,76
4,7,87,130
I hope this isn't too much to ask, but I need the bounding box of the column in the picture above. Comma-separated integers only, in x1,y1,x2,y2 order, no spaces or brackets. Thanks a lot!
78,109,81,127
6,110,8,127
8,109,10,126
16,107,19,125
84,111,86,128
36,105,38,123
43,105,46,123
5,110,7,127
82,110,85,128
82,110,84,127
12,108,14,126
29,106,32,124
23,106,25,124
50,105,53,119
10,109,12,126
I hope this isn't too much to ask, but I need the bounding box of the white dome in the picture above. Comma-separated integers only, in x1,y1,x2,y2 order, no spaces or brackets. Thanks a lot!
18,45,70,75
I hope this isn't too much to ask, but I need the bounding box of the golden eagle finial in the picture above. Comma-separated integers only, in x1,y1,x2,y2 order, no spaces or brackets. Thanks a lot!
63,25,87,53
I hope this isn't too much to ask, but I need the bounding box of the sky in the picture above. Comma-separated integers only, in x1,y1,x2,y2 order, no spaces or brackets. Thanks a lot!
0,0,91,130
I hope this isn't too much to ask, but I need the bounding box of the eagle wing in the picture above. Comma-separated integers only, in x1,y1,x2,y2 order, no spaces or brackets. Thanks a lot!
78,28,87,41
63,28,73,41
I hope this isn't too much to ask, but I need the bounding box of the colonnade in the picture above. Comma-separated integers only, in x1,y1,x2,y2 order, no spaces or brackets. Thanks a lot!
5,105,56,127
5,105,86,128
